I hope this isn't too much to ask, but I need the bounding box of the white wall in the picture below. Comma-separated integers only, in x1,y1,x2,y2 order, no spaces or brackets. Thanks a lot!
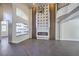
29,9,32,38
12,4,32,43
60,16,79,41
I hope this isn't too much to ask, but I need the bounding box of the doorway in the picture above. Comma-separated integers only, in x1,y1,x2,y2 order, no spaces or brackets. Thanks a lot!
0,20,8,44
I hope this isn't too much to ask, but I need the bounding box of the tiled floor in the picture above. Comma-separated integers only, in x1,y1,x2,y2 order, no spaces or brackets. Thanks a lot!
0,38,79,56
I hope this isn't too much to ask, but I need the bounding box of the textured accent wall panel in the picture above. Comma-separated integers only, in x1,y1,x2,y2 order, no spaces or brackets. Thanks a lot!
36,4,50,40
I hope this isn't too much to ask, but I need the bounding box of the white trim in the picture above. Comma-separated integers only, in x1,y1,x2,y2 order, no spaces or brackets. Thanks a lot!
60,39,79,41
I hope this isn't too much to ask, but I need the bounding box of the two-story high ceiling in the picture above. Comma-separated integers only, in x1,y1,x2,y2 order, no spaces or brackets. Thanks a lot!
25,3,49,8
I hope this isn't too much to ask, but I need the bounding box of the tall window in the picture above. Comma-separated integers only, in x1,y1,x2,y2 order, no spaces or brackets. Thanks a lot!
1,21,7,32
16,8,28,20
